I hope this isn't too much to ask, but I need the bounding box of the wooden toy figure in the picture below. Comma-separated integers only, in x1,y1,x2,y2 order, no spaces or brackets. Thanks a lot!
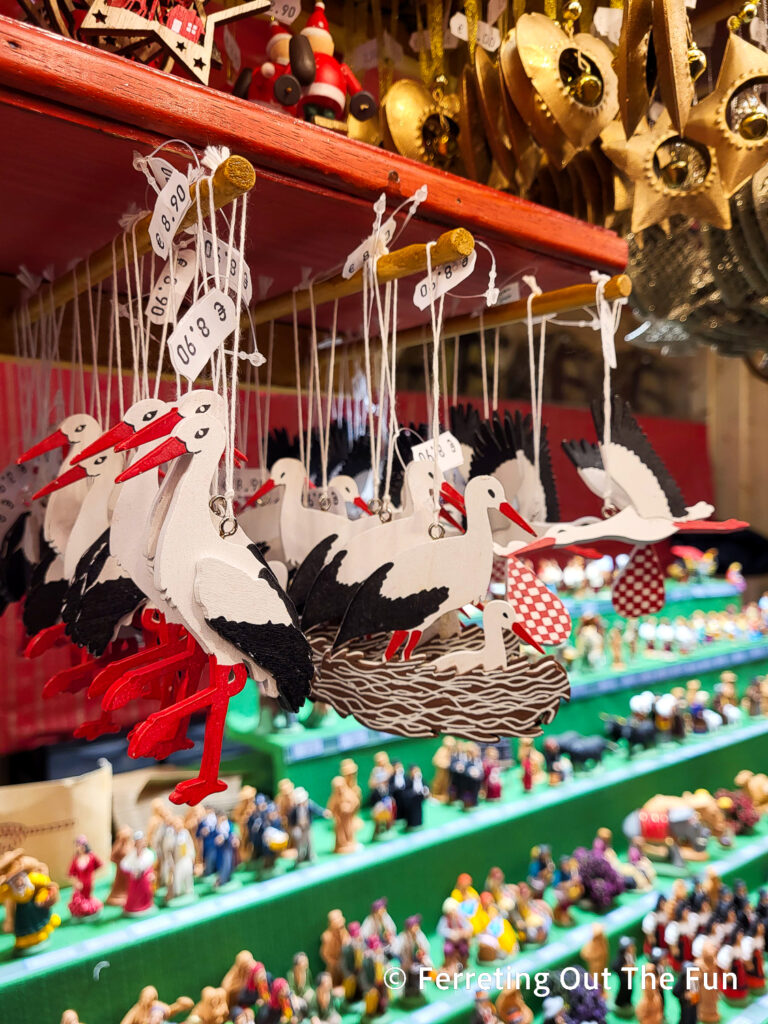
360,936,389,1017
368,751,394,795
327,776,362,854
469,990,497,1024
0,849,60,952
232,787,256,862
431,737,457,802
388,760,408,816
695,941,721,1023
611,936,637,1018
106,826,133,906
289,787,330,863
121,831,156,916
341,922,364,1001
361,897,397,953
320,909,350,986
580,923,609,990
188,987,229,1024
118,986,193,1024
67,836,103,920
221,950,257,1010
197,809,219,877
288,951,314,1012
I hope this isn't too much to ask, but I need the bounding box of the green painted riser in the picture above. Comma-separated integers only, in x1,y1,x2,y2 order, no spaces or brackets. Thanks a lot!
4,721,767,1024
559,582,742,632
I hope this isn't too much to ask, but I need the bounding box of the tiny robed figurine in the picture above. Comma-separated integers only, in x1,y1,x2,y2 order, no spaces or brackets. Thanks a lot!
67,835,104,920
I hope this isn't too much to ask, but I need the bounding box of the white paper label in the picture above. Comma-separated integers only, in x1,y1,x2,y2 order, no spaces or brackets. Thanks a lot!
449,12,500,52
351,33,404,70
146,156,177,191
201,231,253,304
150,170,192,258
343,215,397,278
591,7,623,45
168,288,236,381
412,249,477,310
486,0,507,25
411,431,464,472
269,0,300,24
409,27,459,52
495,281,521,305
146,248,197,325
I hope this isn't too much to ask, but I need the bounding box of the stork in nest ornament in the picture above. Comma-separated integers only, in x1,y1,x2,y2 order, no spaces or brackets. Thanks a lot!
685,5,768,197
601,109,732,233
499,3,618,169
80,0,271,85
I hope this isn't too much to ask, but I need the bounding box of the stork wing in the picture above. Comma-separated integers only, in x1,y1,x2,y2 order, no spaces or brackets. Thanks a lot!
509,412,560,521
591,397,687,518
449,402,482,445
195,556,312,712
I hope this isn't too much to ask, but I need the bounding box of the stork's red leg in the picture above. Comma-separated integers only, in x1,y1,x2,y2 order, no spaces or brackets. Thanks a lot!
385,630,408,661
25,622,68,658
403,630,422,660
42,650,98,697
73,709,122,741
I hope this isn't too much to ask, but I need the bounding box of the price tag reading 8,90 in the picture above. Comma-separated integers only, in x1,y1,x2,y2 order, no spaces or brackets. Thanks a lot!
270,0,300,23
412,249,477,310
410,431,464,472
167,288,236,382
146,248,197,325
150,170,192,258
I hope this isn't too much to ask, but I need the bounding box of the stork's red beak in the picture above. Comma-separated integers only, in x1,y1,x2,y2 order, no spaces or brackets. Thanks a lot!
440,482,466,515
499,501,536,537
354,497,373,515
32,464,87,500
115,437,188,483
234,447,248,468
17,428,68,464
116,408,182,451
512,620,545,654
72,421,134,463
243,477,276,509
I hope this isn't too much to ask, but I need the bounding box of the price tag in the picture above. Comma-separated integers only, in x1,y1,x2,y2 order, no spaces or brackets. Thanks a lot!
167,288,236,382
269,0,300,24
409,27,460,52
146,248,197,325
449,12,500,51
411,431,464,472
343,215,397,278
201,231,253,304
495,281,521,305
591,7,623,45
412,249,477,310
150,170,192,258
146,157,176,190
486,0,507,25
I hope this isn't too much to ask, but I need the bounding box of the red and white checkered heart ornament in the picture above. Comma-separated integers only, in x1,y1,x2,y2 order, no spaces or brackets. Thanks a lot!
506,556,572,646
612,544,666,617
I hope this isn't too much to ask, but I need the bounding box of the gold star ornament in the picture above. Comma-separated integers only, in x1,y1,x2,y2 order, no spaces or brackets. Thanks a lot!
602,111,731,233
685,28,768,197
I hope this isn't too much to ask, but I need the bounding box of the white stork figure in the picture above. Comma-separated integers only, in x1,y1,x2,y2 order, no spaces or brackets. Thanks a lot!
116,413,314,805
432,600,543,674
558,396,745,545
333,474,537,661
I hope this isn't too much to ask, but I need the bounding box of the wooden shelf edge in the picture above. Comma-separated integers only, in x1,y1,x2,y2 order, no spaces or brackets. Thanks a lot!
0,15,628,274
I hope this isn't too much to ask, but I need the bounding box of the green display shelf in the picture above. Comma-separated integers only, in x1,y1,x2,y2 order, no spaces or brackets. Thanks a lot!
561,580,743,625
4,716,767,1023
226,680,444,795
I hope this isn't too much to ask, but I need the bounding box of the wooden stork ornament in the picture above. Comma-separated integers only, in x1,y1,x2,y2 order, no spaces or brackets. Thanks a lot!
116,411,314,804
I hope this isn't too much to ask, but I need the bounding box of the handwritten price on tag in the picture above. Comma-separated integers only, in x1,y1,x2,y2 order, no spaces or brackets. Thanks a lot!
146,249,196,325
150,171,192,258
413,249,477,310
202,232,253,305
168,288,236,382
269,0,300,23
343,215,397,279
411,431,464,472
449,12,500,52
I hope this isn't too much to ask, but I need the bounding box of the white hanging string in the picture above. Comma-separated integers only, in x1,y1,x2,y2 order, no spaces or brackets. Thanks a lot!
70,270,86,412
304,283,317,492
128,222,150,400
120,233,140,406
440,333,449,427
223,193,249,526
425,242,446,527
452,335,460,407
291,291,306,481
492,327,500,411
84,263,103,425
479,312,489,420
361,265,379,493
523,275,546,479
261,321,275,471
110,238,124,419
322,300,340,494
382,283,399,508
590,271,626,455
421,337,432,419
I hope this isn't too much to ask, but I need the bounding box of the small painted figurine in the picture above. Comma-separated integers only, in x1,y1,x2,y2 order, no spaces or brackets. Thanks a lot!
232,786,256,862
221,950,257,1009
213,813,239,887
341,922,365,1001
396,914,432,1001
67,835,103,920
368,751,394,796
288,786,329,863
431,736,457,802
388,759,408,817
0,849,60,952
188,986,229,1024
327,775,362,854
527,844,555,895
164,816,195,903
695,940,721,1023
147,799,173,890
400,765,429,829
552,854,583,926
482,747,502,800
437,897,472,976
118,986,193,1024
308,972,342,1024
196,808,219,877
360,935,389,1017
612,935,637,1018
495,981,532,1024
121,831,156,916
106,826,133,906
320,909,350,987
287,951,314,1014
469,990,497,1024
339,757,362,802
476,895,517,961
369,769,396,841
636,964,664,1024
580,923,609,990
361,896,397,954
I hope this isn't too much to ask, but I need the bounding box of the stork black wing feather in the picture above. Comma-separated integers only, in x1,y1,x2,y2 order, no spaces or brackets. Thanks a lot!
246,544,299,627
562,438,604,471
334,562,448,648
469,411,518,478
509,412,560,521
591,396,687,517
449,403,482,445
266,427,300,466
0,511,34,605
61,529,111,629
339,432,374,479
287,533,339,615
66,577,145,656
302,549,360,630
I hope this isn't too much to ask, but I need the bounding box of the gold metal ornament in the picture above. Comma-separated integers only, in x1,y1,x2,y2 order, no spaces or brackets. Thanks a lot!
457,65,494,183
685,32,768,197
506,12,618,167
602,110,732,233
496,42,543,189
614,0,654,139
382,78,462,171
474,45,519,185
652,0,696,132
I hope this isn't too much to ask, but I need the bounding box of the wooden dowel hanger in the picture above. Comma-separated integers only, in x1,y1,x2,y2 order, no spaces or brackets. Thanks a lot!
246,228,475,328
18,154,256,327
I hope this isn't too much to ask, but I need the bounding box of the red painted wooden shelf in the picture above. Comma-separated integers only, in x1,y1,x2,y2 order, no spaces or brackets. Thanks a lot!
0,14,627,331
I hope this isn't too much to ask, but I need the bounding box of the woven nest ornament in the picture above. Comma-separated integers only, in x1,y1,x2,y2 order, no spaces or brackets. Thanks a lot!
500,8,618,169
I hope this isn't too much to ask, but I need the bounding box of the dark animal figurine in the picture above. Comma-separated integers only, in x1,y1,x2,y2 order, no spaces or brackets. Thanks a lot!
548,732,614,770
602,715,657,755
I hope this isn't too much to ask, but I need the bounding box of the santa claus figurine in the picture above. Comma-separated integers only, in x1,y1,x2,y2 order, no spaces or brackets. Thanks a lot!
298,1,377,123
234,20,303,113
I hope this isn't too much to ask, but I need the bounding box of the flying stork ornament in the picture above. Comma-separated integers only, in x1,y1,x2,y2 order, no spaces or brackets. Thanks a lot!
80,0,271,86
116,412,314,804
